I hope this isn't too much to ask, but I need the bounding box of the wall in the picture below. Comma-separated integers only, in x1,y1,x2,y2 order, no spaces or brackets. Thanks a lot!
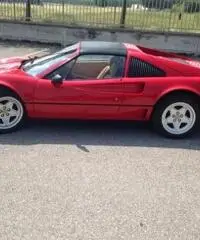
0,21,200,54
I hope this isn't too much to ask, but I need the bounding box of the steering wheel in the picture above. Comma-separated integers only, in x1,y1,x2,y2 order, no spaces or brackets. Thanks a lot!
97,65,110,79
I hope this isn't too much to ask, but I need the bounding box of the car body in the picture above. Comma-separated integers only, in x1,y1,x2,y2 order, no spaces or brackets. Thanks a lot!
0,41,200,138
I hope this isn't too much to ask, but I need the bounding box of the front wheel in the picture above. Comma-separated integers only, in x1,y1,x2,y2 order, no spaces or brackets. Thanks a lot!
0,95,25,134
152,94,200,138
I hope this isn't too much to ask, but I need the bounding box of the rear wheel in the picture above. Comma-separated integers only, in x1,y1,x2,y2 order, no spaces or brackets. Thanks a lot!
0,91,25,134
152,94,200,138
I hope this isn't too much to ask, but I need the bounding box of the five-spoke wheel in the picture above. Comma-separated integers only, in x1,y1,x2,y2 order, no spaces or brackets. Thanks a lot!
152,94,199,138
0,94,25,134
161,102,196,135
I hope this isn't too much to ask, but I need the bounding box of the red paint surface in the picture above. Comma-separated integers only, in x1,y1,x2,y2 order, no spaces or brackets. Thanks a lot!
0,43,200,121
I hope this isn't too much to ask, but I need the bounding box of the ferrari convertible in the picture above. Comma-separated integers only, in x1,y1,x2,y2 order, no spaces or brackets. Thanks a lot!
0,41,200,138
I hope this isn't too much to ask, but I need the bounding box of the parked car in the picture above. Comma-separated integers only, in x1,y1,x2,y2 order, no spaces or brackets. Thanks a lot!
141,0,176,9
94,0,135,7
0,41,200,138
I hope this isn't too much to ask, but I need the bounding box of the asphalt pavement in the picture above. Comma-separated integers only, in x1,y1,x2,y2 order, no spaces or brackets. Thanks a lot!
0,41,200,240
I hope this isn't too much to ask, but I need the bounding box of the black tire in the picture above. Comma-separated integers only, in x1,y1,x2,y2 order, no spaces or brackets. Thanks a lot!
151,93,200,138
0,89,26,134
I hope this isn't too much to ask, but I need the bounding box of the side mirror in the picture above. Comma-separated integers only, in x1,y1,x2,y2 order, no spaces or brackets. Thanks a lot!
51,74,63,84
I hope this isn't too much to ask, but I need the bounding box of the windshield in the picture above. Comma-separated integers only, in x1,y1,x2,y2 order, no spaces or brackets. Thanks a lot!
23,43,78,76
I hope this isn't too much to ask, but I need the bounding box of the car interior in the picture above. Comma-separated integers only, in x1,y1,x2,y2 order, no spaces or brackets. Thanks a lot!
69,55,125,80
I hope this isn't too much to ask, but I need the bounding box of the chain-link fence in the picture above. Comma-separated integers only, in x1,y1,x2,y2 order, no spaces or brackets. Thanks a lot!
0,0,199,33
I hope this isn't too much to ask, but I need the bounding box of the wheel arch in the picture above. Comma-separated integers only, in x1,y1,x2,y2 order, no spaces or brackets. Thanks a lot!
150,88,200,119
0,83,23,101
157,88,200,103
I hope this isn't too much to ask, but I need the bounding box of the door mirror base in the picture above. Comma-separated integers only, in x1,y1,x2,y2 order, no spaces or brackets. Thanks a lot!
51,74,63,84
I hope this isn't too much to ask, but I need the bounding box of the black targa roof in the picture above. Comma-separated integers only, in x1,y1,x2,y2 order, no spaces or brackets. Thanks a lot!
79,41,127,56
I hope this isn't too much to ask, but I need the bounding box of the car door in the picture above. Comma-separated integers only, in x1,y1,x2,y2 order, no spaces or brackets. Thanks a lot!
33,54,125,119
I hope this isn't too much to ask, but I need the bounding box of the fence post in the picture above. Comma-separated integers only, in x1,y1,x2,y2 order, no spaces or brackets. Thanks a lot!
62,0,65,22
25,0,31,21
13,1,16,20
120,0,127,28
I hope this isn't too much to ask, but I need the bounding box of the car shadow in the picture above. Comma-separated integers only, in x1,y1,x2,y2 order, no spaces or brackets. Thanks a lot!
0,119,200,151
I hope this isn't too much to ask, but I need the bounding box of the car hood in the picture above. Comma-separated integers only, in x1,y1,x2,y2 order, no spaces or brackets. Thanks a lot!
0,49,49,74
0,57,25,73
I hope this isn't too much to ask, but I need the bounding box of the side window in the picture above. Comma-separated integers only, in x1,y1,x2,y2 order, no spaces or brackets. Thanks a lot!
67,54,126,80
128,57,166,77
46,59,76,80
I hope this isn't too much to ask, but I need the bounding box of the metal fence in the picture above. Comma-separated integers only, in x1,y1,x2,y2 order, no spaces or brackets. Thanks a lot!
0,0,200,33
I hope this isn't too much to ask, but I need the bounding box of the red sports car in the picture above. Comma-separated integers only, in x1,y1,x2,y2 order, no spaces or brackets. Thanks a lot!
0,41,200,138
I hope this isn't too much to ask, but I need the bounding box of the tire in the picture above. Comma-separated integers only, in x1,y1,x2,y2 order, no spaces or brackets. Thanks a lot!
151,93,200,138
0,89,26,134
